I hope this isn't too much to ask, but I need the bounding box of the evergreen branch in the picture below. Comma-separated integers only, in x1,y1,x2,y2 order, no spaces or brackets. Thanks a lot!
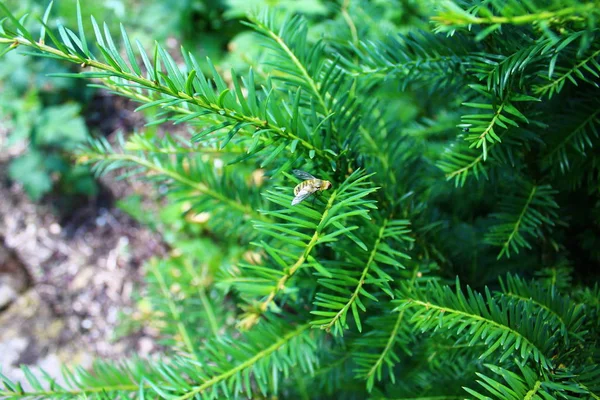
342,31,471,91
377,397,463,400
124,132,246,157
318,219,390,332
464,363,594,399
578,384,600,400
0,7,332,163
465,95,507,160
174,324,310,400
359,267,421,391
438,136,499,187
0,358,166,398
460,87,537,161
78,150,265,221
432,1,600,31
405,299,546,363
439,124,540,187
396,278,557,370
150,260,201,362
231,170,379,329
246,11,357,152
472,39,550,96
307,351,363,397
0,379,140,399
448,7,591,25
292,367,310,400
443,152,484,183
349,55,461,79
499,274,586,344
254,188,340,317
341,0,359,46
542,106,600,173
311,219,412,335
369,305,404,372
500,184,536,253
312,353,352,378
97,76,269,160
371,345,483,399
534,48,600,98
484,183,559,259
249,14,329,118
1,322,317,399
182,259,220,339
358,122,398,190
141,253,231,356
534,262,573,291
567,365,600,400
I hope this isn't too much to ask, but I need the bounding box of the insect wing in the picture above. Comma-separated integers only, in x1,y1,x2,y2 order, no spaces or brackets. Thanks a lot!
292,170,316,180
291,188,314,205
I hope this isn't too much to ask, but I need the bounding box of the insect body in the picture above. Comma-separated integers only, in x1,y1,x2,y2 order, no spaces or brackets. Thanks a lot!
292,170,332,205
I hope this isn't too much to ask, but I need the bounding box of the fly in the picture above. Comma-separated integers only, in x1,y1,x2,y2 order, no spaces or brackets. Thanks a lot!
291,170,332,206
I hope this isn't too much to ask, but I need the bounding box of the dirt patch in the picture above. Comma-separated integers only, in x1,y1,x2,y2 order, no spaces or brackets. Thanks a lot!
0,92,167,390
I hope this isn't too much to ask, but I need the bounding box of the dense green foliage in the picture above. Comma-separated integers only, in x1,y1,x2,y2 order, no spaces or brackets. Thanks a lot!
1,0,599,399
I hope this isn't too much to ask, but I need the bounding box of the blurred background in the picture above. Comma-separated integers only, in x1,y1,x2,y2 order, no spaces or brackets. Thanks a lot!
0,0,420,387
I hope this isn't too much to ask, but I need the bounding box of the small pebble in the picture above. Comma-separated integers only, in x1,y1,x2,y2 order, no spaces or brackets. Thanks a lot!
49,223,61,235
81,319,92,330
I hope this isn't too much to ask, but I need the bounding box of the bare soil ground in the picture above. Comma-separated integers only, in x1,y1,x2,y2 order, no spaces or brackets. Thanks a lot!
0,92,167,389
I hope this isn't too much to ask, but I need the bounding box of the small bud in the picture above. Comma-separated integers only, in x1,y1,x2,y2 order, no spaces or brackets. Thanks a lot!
186,212,211,224
250,169,265,186
243,250,263,265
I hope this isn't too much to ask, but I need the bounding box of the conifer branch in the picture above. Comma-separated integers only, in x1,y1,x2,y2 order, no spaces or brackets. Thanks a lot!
439,144,489,187
499,274,586,343
408,299,544,358
233,170,378,329
341,0,359,46
123,133,246,157
78,151,266,221
433,1,599,29
350,55,462,79
246,11,351,152
250,16,329,117
320,219,390,332
174,324,310,400
312,353,352,378
471,96,506,160
534,48,600,98
355,268,422,391
484,184,559,259
464,363,596,399
182,260,220,338
0,383,141,399
370,308,404,371
543,107,600,171
150,260,201,362
311,219,411,335
501,184,536,253
396,279,556,370
0,9,332,163
445,155,483,181
343,31,470,91
257,191,339,314
505,293,565,327
359,124,398,189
